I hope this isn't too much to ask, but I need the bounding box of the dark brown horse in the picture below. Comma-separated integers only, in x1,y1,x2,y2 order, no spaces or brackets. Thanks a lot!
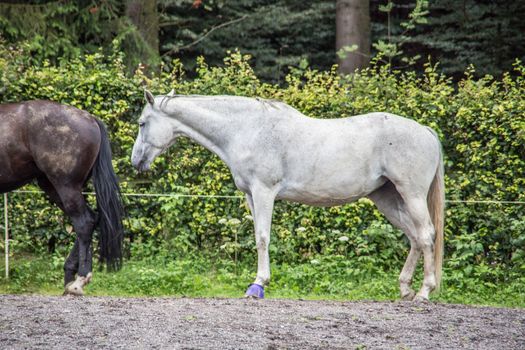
0,100,124,295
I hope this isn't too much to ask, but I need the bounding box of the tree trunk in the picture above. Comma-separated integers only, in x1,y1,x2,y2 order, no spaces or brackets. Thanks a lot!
125,0,159,66
336,0,370,74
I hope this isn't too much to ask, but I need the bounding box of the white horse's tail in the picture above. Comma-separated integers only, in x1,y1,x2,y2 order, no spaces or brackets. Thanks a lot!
427,128,445,292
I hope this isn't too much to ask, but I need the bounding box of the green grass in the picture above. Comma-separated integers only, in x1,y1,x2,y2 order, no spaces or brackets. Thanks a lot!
1,252,524,308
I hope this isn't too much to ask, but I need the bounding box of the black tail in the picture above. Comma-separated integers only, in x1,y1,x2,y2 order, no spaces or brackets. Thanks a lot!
92,119,124,271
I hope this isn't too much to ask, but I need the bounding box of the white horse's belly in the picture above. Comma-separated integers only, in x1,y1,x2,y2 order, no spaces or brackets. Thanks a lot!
272,132,386,206
277,175,386,207
278,191,362,207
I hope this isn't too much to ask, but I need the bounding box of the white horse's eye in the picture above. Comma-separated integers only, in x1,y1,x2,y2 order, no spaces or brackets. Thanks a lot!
139,121,145,127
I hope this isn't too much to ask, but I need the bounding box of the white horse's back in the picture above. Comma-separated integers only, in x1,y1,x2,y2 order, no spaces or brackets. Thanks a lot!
225,107,440,207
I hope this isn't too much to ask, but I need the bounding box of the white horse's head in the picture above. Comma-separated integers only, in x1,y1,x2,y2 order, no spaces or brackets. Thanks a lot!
131,89,175,171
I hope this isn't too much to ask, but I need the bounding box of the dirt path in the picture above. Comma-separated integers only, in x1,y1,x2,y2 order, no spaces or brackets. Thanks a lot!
0,295,523,349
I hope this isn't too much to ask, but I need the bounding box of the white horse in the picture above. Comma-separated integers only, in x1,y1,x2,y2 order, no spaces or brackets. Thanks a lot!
131,90,445,301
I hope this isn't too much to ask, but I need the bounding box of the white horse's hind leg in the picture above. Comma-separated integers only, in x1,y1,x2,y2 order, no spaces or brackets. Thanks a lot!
368,182,420,300
400,196,437,301
399,245,421,300
244,188,276,297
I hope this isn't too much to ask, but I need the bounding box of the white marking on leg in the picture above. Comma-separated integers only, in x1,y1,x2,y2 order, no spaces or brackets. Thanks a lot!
64,272,92,296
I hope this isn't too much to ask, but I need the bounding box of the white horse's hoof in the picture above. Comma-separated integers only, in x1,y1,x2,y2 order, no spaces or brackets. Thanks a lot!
64,273,92,296
245,283,265,298
401,290,416,301
413,294,430,303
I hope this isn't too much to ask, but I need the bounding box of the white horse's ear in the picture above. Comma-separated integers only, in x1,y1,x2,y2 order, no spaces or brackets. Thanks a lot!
144,89,155,105
167,89,175,97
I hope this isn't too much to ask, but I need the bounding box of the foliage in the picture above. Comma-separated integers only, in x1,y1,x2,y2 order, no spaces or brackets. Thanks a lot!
0,0,158,69
160,0,525,81
158,0,335,82
371,0,428,66
382,0,525,78
0,45,524,300
1,1,524,81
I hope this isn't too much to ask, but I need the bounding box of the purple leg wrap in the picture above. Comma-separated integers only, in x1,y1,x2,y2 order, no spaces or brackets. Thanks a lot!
245,283,265,298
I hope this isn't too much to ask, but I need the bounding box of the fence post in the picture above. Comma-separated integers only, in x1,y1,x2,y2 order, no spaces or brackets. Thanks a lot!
4,193,8,279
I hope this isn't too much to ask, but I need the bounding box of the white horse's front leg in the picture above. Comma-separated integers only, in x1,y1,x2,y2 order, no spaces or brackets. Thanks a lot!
244,189,275,298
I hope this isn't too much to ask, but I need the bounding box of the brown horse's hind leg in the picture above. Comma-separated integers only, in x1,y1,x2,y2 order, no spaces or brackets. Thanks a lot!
63,240,79,286
53,185,96,296
37,176,65,253
38,177,78,286
37,176,65,210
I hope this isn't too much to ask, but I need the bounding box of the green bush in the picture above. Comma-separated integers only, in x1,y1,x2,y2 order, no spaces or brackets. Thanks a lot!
0,45,524,290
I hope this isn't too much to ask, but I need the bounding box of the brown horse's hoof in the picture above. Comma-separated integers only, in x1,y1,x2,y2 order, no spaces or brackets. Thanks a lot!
63,283,83,296
63,273,92,296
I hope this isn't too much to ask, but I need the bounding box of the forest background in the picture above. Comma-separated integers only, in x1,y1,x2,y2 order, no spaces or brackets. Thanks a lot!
0,0,524,306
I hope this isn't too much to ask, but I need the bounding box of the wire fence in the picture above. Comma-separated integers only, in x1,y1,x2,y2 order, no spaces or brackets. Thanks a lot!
12,189,245,199
2,189,524,279
8,189,525,203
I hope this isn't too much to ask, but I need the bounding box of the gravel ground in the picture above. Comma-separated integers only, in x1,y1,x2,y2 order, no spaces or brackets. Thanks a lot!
0,295,524,349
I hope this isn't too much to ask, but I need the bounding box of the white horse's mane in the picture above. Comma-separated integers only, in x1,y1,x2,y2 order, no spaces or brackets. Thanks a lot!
158,94,293,113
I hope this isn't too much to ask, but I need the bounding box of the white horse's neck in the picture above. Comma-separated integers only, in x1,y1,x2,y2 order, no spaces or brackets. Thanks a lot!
160,96,249,164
